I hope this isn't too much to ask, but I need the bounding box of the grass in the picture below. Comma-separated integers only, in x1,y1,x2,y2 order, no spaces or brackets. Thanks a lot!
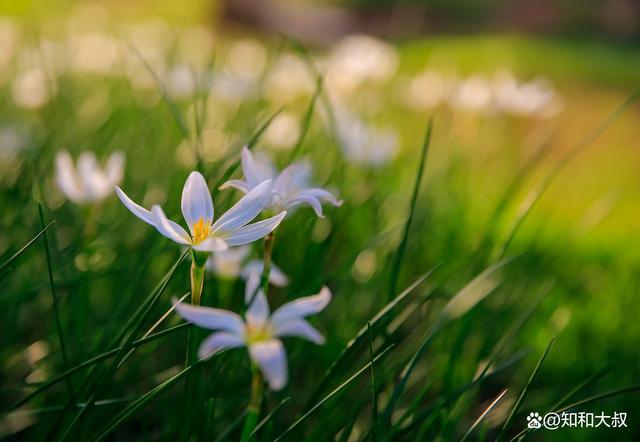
0,19,640,441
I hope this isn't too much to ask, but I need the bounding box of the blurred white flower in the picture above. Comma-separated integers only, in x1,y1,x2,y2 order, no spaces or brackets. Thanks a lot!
333,107,398,167
449,75,494,113
12,68,52,109
55,150,124,204
165,65,198,99
67,33,120,75
210,69,257,105
0,126,27,162
205,245,289,290
325,34,399,95
226,38,267,81
264,53,315,103
402,70,454,111
222,147,342,218
174,285,331,390
263,112,301,151
116,171,286,252
492,70,562,118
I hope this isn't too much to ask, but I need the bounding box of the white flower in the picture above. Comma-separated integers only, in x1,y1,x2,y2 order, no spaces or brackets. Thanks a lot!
173,286,332,390
333,106,398,167
205,245,289,287
115,171,286,252
56,150,125,204
221,147,342,218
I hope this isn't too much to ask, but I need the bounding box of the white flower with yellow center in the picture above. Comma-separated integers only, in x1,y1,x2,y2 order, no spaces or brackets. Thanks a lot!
173,285,331,391
221,147,342,218
115,171,286,252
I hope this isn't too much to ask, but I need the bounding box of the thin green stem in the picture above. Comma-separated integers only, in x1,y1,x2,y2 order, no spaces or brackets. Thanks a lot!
38,203,75,404
241,367,264,442
183,252,207,439
261,232,275,295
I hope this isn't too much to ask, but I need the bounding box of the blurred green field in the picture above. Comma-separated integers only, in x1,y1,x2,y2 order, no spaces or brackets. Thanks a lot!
1,8,640,441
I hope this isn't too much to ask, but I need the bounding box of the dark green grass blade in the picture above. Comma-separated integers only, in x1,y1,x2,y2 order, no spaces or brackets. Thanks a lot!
461,388,508,441
287,86,320,164
249,397,290,438
305,267,440,408
213,106,284,189
509,364,612,441
388,119,433,301
273,344,395,442
368,322,379,439
391,350,528,439
512,384,640,441
381,257,512,430
0,219,55,277
38,203,75,403
498,336,556,439
128,44,190,140
94,359,210,441
3,323,190,414
494,86,640,259
58,251,188,440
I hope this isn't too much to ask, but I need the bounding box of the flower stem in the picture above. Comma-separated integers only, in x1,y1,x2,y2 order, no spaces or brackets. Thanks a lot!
260,232,276,295
241,367,263,442
183,252,207,438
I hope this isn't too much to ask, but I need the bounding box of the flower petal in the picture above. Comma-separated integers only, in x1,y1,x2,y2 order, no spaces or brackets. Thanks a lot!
242,260,289,287
55,151,85,203
223,211,286,247
246,289,270,328
212,180,274,234
105,151,125,186
244,271,261,303
249,339,288,391
219,179,252,194
271,286,332,325
198,332,245,359
241,146,275,187
272,319,325,344
181,171,214,233
193,237,228,252
173,297,245,335
286,193,324,217
150,205,192,245
115,186,154,226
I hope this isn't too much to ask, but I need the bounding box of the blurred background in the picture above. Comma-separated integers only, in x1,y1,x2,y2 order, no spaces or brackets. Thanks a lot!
1,0,640,441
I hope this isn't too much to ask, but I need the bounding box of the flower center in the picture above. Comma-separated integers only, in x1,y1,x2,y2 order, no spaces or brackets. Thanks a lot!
245,323,273,344
192,218,210,245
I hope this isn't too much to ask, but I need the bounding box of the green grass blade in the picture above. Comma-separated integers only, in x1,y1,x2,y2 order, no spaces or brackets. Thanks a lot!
94,359,209,441
249,397,290,438
38,203,75,403
3,323,190,415
388,119,433,301
0,219,55,277
494,86,640,259
380,257,510,430
287,87,320,164
461,388,508,441
58,251,188,441
498,337,556,439
213,106,284,190
273,344,395,442
368,322,379,439
305,267,440,408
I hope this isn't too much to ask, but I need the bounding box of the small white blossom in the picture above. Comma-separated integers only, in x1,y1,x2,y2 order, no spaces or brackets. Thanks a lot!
174,285,332,390
333,107,398,167
116,171,286,252
221,147,342,218
205,245,289,290
56,150,124,204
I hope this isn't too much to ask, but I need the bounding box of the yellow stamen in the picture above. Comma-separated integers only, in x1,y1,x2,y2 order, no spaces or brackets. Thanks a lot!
192,218,210,245
245,323,273,344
